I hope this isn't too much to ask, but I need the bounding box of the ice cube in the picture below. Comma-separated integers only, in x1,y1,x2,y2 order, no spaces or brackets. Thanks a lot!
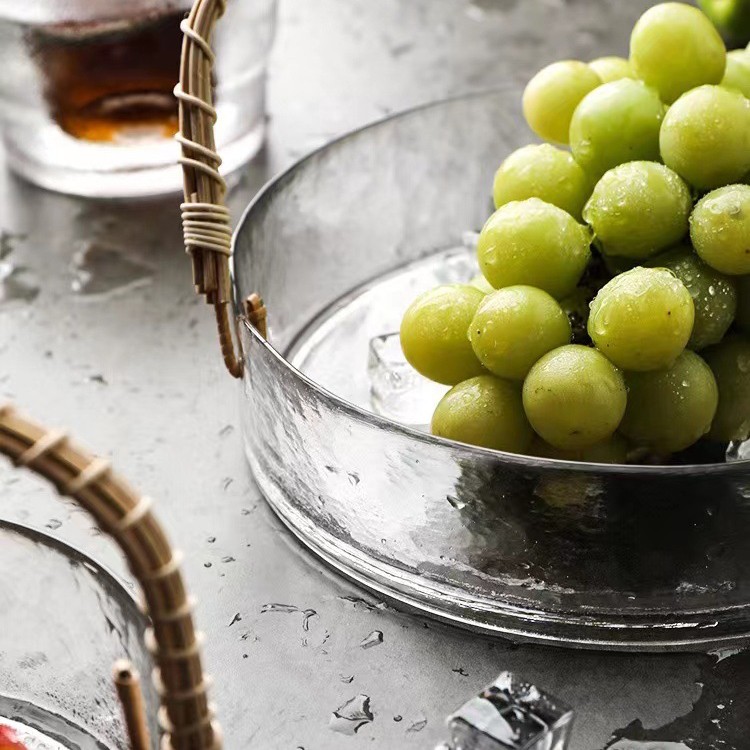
726,439,750,462
367,332,447,428
445,672,574,750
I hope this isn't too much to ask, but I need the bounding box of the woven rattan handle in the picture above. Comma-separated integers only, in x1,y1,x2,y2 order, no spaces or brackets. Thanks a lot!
0,404,221,750
176,0,267,379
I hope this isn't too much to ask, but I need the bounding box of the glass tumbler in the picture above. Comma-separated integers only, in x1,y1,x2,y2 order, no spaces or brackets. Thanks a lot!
0,0,276,197
0,520,157,749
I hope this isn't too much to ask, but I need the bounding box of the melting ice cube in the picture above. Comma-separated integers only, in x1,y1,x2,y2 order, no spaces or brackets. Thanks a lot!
726,439,750,462
367,332,447,428
444,672,574,750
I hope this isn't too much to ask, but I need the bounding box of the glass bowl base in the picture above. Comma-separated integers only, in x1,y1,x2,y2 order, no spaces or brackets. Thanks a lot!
0,699,106,750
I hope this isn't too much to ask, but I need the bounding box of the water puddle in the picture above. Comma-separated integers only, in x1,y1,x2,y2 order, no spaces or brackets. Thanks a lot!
70,241,153,297
260,603,318,630
604,650,749,749
329,695,373,735
260,603,325,647
0,232,38,308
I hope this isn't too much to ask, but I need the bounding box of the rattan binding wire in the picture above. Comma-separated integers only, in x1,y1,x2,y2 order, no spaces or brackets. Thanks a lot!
0,404,221,750
177,0,268,379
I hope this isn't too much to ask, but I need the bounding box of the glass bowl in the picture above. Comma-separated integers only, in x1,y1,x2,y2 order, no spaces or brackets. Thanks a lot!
0,520,157,749
232,88,750,652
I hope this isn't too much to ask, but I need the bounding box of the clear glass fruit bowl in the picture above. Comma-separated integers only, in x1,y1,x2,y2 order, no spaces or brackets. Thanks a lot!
232,87,750,652
0,520,157,749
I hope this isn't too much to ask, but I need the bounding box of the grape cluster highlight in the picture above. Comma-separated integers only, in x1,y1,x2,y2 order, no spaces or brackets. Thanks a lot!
399,2,750,464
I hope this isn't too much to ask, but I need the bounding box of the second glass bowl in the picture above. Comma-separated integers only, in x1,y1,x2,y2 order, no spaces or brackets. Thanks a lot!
0,520,155,749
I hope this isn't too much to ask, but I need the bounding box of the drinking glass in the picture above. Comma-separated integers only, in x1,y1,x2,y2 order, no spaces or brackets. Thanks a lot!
0,0,276,197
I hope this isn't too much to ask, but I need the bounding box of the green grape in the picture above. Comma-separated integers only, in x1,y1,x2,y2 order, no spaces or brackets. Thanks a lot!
522,61,602,145
704,335,750,442
469,274,495,295
400,284,486,385
660,85,750,190
630,3,726,104
522,344,627,450
619,350,719,453
583,161,692,260
530,433,629,463
468,286,571,380
432,375,534,453
690,185,750,275
477,198,591,299
737,275,750,332
492,144,591,221
569,79,665,181
699,0,750,44
588,56,634,84
721,49,750,98
646,246,738,350
588,267,695,371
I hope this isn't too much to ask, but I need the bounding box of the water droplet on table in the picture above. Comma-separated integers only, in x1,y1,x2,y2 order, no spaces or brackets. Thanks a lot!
360,630,383,649
407,717,428,733
447,495,467,510
329,695,373,735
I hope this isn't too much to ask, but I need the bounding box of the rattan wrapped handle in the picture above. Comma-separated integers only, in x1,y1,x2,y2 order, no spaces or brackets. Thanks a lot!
177,0,267,379
0,404,221,750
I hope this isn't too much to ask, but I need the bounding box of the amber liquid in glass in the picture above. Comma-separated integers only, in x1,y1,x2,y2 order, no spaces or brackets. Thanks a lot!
29,10,184,143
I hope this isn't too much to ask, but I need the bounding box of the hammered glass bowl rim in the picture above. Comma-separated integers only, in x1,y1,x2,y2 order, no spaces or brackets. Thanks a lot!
0,518,141,609
233,87,750,477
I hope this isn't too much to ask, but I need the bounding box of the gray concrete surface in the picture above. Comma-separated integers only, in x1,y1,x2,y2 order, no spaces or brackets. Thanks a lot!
0,1,743,748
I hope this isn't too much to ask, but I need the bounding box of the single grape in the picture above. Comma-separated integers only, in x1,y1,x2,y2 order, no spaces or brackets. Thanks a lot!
647,246,737,350
588,267,695,371
619,350,719,453
469,286,571,380
522,61,602,144
704,335,750,443
432,375,534,453
469,274,495,295
400,284,486,385
588,56,634,83
737,275,750,333
690,184,750,275
477,198,591,299
569,79,665,181
530,433,629,463
492,143,591,220
721,49,750,98
522,345,627,450
660,85,750,190
583,161,692,260
699,0,750,44
630,3,726,104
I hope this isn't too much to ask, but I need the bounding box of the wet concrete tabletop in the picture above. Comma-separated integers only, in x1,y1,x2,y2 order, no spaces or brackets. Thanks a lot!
0,0,744,748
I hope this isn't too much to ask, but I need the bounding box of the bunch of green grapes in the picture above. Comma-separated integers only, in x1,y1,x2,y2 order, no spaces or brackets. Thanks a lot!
399,2,750,464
